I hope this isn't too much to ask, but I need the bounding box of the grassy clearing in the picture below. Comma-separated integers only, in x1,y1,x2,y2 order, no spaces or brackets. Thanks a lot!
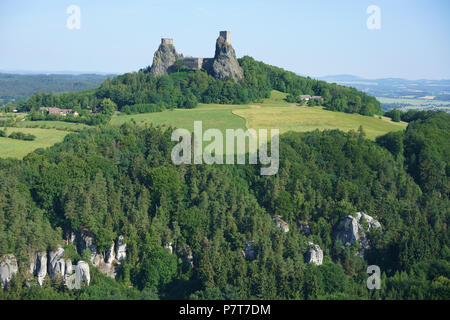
260,90,290,106
17,120,89,131
0,91,409,159
0,127,69,159
111,104,248,134
233,105,407,140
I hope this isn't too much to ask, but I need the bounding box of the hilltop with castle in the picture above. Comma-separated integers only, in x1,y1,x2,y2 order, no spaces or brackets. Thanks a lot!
149,31,244,81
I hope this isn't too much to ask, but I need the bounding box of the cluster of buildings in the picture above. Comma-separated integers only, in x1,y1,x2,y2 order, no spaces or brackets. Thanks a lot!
39,107,79,116
300,95,323,101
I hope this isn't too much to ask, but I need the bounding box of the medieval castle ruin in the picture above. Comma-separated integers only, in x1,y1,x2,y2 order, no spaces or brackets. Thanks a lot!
149,31,244,81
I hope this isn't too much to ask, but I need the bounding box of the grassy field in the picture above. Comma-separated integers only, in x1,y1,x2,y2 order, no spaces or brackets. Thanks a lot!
111,103,248,133
0,127,69,159
16,120,89,131
111,91,407,141
0,91,409,159
233,105,407,140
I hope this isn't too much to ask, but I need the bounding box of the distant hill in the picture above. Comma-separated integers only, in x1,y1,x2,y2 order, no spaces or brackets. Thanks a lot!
318,75,450,101
0,73,114,105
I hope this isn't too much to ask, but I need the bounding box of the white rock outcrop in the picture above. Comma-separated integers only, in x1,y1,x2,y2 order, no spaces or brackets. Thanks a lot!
164,242,173,254
273,216,289,233
242,240,256,260
306,242,323,266
65,260,90,290
48,246,65,280
335,212,382,256
0,254,18,289
35,251,48,285
115,236,126,263
65,259,73,275
77,231,97,263
105,242,116,264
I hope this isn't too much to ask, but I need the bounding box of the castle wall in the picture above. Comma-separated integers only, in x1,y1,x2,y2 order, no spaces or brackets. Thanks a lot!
161,38,173,45
219,31,230,43
182,57,204,69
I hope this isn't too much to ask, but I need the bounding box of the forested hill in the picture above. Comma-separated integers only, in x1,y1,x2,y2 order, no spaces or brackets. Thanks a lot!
0,73,112,105
0,111,448,300
14,56,382,117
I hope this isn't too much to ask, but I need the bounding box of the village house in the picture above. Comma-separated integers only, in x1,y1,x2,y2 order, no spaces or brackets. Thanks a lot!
47,107,73,116
300,95,323,102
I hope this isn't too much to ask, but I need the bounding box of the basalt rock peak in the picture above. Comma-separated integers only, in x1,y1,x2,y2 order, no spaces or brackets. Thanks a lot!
149,31,244,82
150,38,184,77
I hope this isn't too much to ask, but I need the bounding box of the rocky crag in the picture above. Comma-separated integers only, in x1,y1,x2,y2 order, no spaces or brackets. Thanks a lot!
149,31,244,82
334,211,382,256
149,38,184,77
0,231,127,290
210,33,244,81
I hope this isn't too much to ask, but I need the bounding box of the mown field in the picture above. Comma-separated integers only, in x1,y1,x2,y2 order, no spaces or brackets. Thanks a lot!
111,91,407,140
0,127,69,159
111,103,248,133
0,91,408,159
233,105,407,140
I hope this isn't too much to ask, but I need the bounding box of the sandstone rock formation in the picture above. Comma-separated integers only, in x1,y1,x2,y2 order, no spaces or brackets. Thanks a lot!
65,259,73,276
210,33,244,81
48,246,65,280
116,235,127,262
105,242,115,265
65,261,90,290
241,240,256,260
181,244,194,268
164,242,173,254
305,242,323,266
1,233,128,291
299,222,311,236
35,251,48,285
335,212,382,256
0,254,18,289
77,231,97,263
273,216,289,233
150,38,183,77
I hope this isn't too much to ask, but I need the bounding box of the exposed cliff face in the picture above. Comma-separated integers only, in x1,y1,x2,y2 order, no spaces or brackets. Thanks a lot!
148,32,244,82
241,240,256,260
273,215,289,233
335,212,382,256
48,246,65,280
0,254,18,289
211,35,244,81
35,251,47,285
306,242,323,266
65,261,90,290
150,40,183,77
116,235,127,262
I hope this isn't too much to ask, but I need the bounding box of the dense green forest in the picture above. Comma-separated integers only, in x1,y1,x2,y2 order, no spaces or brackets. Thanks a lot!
11,57,382,117
0,111,448,300
0,73,111,106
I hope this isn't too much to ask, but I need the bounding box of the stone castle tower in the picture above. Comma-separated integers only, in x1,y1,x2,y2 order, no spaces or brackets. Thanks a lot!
219,31,230,44
149,31,243,81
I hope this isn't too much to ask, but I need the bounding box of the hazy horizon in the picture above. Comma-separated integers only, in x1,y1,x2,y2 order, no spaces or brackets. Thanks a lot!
1,0,449,80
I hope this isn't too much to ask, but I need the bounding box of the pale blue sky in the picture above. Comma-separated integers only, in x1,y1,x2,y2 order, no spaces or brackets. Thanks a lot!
0,0,449,79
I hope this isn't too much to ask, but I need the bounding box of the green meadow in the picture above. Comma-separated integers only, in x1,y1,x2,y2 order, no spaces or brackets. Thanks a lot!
111,103,248,133
111,91,407,141
0,91,408,159
0,127,69,159
233,105,407,140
